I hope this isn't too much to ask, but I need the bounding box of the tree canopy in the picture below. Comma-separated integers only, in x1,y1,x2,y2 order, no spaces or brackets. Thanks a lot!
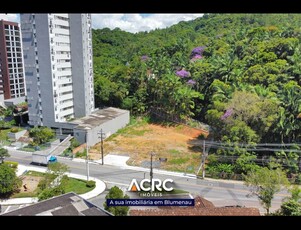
244,167,289,214
93,14,301,180
0,163,21,196
103,186,129,216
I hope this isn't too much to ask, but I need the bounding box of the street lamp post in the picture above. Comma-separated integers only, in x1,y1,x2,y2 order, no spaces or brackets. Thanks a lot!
85,127,91,181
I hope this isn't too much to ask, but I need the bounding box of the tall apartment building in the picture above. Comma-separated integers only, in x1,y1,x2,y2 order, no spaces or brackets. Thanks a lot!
0,20,26,99
20,14,94,127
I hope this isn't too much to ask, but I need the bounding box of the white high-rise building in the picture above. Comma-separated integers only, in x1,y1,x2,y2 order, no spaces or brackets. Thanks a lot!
20,14,94,127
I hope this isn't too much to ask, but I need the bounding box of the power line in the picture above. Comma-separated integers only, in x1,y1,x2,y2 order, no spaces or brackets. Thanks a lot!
206,145,301,153
194,140,301,147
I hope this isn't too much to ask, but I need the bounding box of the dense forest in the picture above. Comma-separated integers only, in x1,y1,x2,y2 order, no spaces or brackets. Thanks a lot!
92,14,301,181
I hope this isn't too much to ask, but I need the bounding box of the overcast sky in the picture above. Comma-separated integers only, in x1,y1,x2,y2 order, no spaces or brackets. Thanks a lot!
0,13,203,33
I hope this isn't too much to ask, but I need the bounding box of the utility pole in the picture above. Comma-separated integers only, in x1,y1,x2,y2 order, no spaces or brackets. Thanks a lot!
150,152,155,189
98,129,106,165
197,139,207,179
202,139,206,179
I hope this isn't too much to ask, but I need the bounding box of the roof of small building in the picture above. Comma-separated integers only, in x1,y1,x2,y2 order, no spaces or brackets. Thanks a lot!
130,196,260,216
71,107,128,130
2,192,112,216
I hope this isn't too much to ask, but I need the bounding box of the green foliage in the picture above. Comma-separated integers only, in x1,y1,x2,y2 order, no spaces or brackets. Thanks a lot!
0,106,13,117
244,167,290,214
3,161,18,169
93,14,301,176
29,126,55,145
0,163,22,195
0,147,9,163
86,180,96,188
75,149,86,158
103,186,129,216
235,153,260,174
38,185,65,201
277,199,301,216
47,162,69,177
37,173,56,191
288,185,301,202
168,149,181,155
62,177,95,194
0,120,13,130
169,157,189,165
10,127,19,133
70,138,80,151
207,163,235,179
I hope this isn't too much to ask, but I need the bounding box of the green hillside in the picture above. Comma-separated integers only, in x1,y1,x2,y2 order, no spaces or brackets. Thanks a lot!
92,14,301,181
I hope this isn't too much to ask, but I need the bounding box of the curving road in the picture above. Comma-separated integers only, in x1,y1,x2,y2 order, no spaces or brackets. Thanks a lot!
6,149,289,214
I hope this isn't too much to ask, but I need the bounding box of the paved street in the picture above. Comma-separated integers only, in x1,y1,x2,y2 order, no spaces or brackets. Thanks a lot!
5,150,290,214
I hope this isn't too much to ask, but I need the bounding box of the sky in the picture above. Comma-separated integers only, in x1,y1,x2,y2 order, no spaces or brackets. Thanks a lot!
0,13,203,33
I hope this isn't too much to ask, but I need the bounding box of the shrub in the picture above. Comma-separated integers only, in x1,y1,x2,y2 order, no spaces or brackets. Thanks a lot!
197,133,206,139
10,127,19,133
4,161,18,169
86,180,96,188
38,178,48,191
38,186,65,201
75,150,86,158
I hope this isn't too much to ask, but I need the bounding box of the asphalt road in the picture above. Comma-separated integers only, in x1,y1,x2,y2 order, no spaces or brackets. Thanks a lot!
6,150,290,214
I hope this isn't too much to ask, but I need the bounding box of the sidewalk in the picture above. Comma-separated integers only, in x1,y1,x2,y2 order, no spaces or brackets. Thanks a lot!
92,154,244,185
0,164,106,205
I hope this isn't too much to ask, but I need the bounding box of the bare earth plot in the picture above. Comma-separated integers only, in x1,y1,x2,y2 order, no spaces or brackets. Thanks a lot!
19,175,42,193
89,121,208,173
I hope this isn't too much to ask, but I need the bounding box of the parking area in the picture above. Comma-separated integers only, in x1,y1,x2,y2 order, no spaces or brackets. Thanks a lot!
0,204,31,214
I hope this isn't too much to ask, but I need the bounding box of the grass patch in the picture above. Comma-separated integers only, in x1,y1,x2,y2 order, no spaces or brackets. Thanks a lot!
19,145,49,152
174,125,184,131
125,129,150,136
25,170,47,177
24,170,56,180
11,172,94,199
0,128,12,141
19,147,35,152
169,157,189,165
106,117,151,140
11,192,37,198
168,149,181,155
64,177,95,194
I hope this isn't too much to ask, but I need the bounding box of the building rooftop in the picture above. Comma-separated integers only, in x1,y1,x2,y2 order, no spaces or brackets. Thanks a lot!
71,107,129,130
2,192,112,216
130,196,260,216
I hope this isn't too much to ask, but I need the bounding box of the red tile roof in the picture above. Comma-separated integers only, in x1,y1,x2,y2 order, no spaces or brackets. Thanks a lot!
130,196,260,216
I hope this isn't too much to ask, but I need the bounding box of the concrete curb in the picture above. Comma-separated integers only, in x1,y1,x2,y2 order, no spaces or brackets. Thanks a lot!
0,164,106,205
72,156,245,184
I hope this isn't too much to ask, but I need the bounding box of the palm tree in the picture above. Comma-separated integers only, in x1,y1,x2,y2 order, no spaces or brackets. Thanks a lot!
277,85,301,142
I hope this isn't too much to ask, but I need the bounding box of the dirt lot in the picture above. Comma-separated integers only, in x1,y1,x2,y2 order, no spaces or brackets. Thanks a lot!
19,175,42,193
89,120,208,173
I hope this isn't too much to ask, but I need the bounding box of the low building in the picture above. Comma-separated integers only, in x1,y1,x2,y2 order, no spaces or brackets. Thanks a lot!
1,192,112,216
54,107,130,146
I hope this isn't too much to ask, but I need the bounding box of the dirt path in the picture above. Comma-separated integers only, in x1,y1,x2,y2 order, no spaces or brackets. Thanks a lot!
19,175,42,193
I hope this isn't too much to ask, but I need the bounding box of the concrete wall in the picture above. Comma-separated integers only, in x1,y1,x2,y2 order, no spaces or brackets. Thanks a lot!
4,96,26,107
73,110,130,146
7,129,27,141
